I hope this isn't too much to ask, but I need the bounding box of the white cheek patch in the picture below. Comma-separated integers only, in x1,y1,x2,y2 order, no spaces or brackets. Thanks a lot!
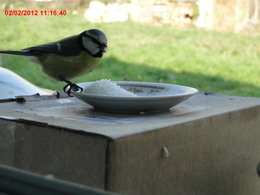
82,36,99,56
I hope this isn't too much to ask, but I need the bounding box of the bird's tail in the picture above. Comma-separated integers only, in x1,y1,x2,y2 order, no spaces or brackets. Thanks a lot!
0,50,33,56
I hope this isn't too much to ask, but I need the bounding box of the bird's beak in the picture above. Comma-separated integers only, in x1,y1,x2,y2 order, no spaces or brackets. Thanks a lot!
101,44,108,53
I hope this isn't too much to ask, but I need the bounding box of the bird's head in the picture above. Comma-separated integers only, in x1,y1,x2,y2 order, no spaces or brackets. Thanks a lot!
80,29,108,58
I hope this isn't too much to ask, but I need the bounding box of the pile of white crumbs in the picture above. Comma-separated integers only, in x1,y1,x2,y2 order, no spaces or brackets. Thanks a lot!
83,79,136,97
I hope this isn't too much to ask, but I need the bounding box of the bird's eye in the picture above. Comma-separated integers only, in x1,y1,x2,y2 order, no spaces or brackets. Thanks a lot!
87,36,100,45
90,37,96,42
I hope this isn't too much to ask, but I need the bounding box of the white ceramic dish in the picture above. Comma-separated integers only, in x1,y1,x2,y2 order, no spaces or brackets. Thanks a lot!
73,81,198,114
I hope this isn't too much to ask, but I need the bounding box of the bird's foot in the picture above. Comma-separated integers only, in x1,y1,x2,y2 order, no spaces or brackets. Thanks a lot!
63,81,83,97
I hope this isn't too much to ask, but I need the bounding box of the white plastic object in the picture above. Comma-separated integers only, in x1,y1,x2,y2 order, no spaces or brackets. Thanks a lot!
0,67,52,99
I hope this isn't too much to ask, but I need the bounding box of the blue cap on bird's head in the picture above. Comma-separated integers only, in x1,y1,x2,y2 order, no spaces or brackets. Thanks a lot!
81,29,108,57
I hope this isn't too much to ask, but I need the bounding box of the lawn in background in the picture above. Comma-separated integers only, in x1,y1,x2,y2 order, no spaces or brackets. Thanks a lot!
0,14,259,97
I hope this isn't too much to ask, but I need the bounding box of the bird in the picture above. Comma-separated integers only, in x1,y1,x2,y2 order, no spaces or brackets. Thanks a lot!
0,29,108,96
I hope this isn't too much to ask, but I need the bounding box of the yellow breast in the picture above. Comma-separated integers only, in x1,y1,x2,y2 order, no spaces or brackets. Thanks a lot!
38,51,101,81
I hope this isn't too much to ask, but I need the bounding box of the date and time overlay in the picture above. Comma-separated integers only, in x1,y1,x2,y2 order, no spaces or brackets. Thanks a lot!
4,9,67,16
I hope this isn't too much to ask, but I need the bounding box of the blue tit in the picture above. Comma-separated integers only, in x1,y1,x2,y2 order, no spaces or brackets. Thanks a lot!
0,29,108,96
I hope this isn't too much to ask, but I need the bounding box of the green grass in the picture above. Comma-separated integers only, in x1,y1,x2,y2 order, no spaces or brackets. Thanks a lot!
0,12,260,97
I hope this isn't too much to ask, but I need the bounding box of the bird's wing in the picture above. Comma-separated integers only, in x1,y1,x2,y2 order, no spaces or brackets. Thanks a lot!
23,35,82,56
